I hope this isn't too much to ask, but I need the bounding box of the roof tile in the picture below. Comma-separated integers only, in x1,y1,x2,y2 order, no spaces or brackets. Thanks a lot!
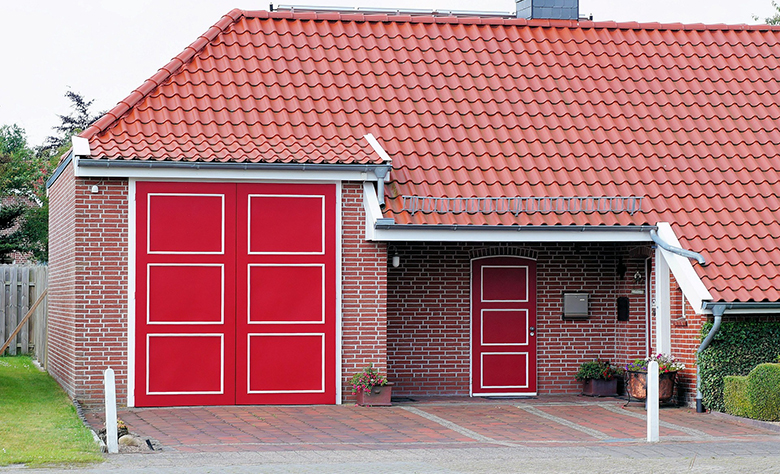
83,10,780,302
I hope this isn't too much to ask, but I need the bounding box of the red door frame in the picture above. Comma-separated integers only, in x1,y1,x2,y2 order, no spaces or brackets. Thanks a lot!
471,256,537,396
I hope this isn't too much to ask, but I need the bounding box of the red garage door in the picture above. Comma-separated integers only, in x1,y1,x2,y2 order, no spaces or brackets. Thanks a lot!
135,182,336,407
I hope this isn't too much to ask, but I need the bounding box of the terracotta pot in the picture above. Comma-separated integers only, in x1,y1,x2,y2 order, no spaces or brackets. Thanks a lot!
581,378,618,397
625,370,677,402
356,383,393,406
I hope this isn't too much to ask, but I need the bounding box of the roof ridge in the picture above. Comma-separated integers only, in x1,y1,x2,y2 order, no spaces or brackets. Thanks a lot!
243,9,780,32
81,8,246,141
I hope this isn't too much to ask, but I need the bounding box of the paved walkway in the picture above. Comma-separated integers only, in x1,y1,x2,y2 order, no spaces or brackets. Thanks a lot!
80,396,778,451
5,396,779,473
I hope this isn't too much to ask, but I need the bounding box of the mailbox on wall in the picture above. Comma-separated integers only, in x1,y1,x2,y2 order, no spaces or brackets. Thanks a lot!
563,292,589,320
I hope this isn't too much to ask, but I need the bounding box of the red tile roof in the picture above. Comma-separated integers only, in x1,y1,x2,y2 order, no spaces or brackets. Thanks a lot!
83,10,780,303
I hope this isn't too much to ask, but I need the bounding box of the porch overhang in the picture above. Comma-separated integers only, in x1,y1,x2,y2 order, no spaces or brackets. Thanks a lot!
363,183,714,317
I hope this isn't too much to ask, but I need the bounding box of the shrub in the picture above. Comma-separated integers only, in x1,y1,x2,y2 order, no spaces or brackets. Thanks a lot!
745,363,780,421
575,360,622,381
698,322,780,412
723,375,749,417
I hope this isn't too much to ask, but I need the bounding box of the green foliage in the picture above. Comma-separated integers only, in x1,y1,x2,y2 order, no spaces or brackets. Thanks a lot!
0,125,50,262
575,360,622,381
350,364,388,394
745,363,780,421
698,321,780,412
754,0,780,24
38,90,103,162
0,356,101,466
723,375,750,417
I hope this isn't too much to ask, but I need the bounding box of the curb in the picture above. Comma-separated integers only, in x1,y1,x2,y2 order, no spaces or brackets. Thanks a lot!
72,398,107,453
709,410,780,433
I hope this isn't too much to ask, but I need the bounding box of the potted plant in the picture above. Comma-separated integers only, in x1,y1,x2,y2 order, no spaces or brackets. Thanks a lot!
351,364,393,406
624,353,686,403
575,359,622,396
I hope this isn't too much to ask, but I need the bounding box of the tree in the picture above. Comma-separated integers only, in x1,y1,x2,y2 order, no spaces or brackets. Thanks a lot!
38,89,104,162
753,1,780,24
0,125,49,262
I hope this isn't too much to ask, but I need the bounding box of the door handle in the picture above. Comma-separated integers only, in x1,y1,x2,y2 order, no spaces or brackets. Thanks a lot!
529,326,536,336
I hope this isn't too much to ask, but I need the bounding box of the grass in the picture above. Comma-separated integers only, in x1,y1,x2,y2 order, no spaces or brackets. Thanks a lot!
0,355,102,467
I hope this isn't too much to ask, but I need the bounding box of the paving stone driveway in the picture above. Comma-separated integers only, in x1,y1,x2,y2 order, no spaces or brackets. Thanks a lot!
84,396,780,453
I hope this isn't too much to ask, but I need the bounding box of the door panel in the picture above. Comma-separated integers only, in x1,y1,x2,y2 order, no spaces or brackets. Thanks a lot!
136,182,236,407
235,183,336,405
472,257,537,395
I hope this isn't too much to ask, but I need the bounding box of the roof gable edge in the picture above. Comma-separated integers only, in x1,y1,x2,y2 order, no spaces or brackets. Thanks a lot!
80,8,246,142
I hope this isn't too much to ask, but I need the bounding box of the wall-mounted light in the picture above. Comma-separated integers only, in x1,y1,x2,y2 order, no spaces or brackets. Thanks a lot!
91,185,99,194
389,246,400,268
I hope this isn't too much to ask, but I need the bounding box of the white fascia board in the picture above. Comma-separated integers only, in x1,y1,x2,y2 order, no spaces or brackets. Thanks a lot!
73,163,376,183
656,222,713,314
372,226,654,243
362,182,383,241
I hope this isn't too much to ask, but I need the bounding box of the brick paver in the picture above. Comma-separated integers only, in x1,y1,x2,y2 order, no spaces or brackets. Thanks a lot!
83,396,780,453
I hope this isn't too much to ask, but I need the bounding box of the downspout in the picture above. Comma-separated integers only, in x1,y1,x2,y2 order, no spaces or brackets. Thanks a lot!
695,303,725,413
363,133,392,207
650,229,706,265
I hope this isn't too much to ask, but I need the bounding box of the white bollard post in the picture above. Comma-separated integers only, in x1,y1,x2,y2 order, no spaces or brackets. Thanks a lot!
104,368,119,454
647,360,660,443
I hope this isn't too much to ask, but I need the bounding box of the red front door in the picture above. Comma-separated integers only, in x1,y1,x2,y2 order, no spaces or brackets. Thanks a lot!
471,256,537,396
135,181,336,407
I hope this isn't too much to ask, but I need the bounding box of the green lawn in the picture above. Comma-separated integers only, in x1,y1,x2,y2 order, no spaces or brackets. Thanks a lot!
0,356,102,466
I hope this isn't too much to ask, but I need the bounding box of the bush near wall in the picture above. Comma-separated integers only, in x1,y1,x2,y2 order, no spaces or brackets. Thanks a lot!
723,363,780,421
698,321,780,413
723,375,749,417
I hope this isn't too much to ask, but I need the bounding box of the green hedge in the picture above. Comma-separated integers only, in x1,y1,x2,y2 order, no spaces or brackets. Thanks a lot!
698,321,780,413
723,375,749,417
746,363,780,421
723,364,780,421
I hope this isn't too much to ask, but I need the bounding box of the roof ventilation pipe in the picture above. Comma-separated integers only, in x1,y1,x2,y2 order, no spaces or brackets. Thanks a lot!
516,0,579,20
650,229,706,265
696,304,725,413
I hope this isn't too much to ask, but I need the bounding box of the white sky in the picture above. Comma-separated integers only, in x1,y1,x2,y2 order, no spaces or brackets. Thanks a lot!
1,0,777,146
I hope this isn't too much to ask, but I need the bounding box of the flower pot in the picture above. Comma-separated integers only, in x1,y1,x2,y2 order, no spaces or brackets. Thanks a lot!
356,383,393,406
625,370,677,402
581,378,618,397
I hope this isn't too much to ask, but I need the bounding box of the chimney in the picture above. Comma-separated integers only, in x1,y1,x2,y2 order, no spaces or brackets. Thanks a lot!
516,0,579,20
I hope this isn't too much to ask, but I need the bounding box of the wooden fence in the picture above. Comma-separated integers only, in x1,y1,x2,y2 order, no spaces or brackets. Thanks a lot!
0,265,48,366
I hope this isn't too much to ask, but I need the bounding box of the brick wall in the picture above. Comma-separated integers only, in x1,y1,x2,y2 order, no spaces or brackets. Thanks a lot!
669,274,703,406
73,178,129,405
340,183,387,402
48,172,129,407
387,242,651,397
47,162,77,397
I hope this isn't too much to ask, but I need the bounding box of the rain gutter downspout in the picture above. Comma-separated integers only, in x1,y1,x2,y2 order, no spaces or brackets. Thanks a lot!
650,229,706,265
363,134,393,207
696,303,724,413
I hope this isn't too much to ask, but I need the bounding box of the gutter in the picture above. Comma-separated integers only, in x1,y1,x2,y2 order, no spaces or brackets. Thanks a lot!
76,159,391,174
696,301,780,413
